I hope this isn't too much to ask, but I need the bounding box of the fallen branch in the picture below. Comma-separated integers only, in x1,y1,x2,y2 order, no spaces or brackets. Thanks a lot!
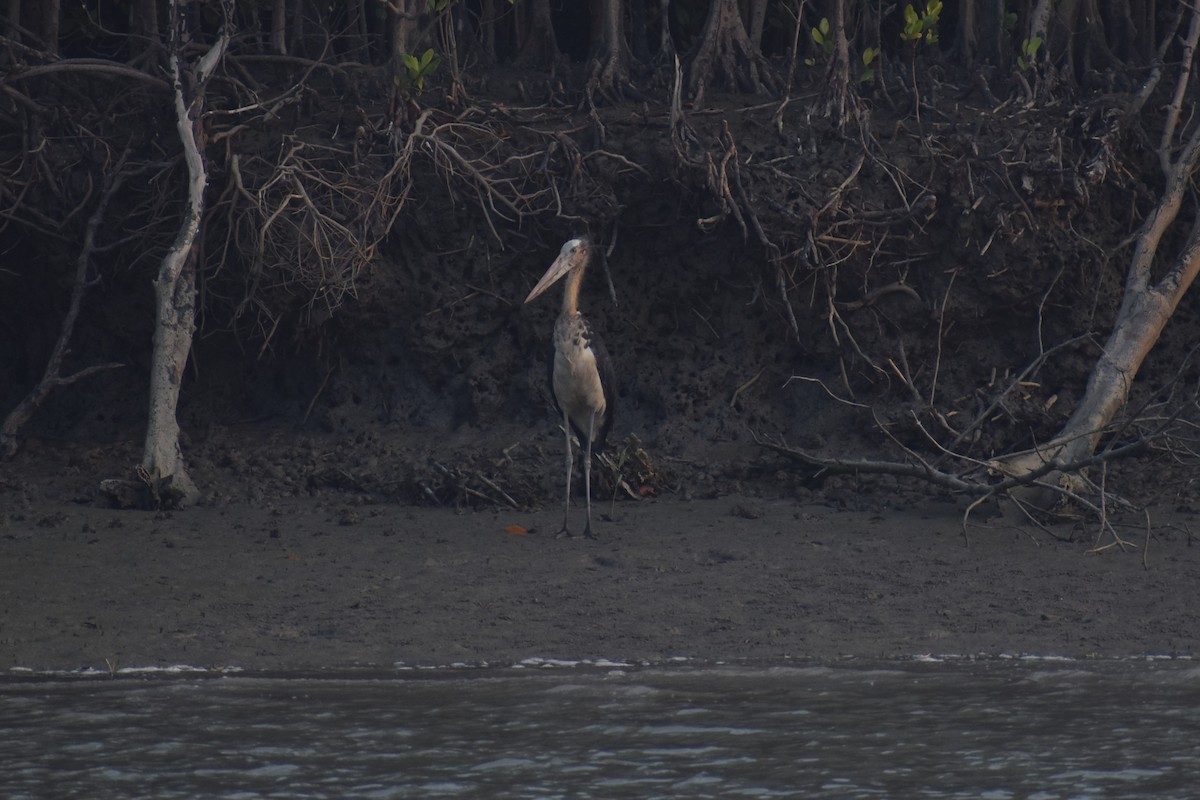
753,423,1152,510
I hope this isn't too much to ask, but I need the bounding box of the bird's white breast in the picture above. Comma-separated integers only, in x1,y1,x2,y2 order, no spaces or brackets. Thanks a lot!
553,315,607,439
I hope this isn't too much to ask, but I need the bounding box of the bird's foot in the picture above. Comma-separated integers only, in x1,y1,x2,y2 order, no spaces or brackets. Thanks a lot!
555,524,598,540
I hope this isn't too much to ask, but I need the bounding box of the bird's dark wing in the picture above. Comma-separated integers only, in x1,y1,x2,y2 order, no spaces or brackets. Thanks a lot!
587,323,616,454
546,342,559,414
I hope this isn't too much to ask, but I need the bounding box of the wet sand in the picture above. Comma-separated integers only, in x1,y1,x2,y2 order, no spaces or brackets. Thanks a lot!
3,475,1197,673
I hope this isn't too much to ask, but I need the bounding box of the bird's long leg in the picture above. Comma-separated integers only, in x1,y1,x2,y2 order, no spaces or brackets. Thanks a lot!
583,410,597,539
557,406,573,538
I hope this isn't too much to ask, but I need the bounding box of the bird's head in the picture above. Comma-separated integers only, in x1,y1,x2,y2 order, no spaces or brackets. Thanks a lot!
524,236,591,304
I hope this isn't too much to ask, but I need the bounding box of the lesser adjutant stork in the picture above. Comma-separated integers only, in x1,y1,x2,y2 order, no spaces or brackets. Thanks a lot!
524,236,616,538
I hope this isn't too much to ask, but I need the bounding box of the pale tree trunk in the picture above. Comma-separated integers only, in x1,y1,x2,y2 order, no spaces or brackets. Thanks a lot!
1029,0,1054,40
1051,128,1200,464
140,0,231,506
1003,11,1200,483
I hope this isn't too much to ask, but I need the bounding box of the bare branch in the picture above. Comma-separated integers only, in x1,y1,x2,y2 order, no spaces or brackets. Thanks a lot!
4,59,172,92
1,151,130,456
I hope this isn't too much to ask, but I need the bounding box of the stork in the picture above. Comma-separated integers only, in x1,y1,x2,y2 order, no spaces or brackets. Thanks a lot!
524,236,616,538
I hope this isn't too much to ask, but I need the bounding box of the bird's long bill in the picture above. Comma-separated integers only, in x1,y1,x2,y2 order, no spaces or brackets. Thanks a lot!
524,251,574,304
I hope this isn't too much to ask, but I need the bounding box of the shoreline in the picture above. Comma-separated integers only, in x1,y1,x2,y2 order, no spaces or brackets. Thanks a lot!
5,652,1197,685
4,488,1198,674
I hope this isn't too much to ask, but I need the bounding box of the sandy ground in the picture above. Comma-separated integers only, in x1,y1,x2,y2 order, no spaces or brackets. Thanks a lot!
3,450,1198,673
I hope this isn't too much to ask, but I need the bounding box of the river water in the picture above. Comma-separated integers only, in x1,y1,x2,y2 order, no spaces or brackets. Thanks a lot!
2,657,1198,799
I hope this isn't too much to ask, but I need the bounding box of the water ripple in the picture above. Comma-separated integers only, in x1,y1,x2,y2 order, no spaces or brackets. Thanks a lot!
1,660,1199,799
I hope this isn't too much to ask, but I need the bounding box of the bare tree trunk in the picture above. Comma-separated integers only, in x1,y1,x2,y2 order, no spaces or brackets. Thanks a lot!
129,0,162,67
514,0,560,67
659,0,675,63
686,0,775,103
1130,0,1156,64
288,0,324,59
1054,137,1200,460
41,0,59,56
746,0,767,51
814,0,855,127
1029,0,1054,40
5,0,20,47
271,0,286,54
976,0,1007,66
956,0,978,64
289,0,305,57
139,0,231,506
1003,10,1200,484
346,0,367,58
478,0,497,63
389,0,421,63
630,0,649,62
587,0,630,98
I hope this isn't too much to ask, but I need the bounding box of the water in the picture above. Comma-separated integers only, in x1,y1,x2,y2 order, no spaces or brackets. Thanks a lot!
2,658,1198,799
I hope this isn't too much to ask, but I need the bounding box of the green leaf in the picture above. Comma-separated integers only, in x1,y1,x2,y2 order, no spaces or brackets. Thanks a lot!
400,53,418,72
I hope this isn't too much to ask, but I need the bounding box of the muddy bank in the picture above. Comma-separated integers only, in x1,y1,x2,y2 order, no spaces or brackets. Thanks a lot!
3,443,1197,673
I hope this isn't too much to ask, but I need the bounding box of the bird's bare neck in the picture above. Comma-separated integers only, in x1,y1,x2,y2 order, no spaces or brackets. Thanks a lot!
560,263,584,316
